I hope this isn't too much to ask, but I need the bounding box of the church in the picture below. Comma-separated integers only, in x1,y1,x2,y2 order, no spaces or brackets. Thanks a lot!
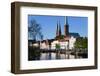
32,17,80,50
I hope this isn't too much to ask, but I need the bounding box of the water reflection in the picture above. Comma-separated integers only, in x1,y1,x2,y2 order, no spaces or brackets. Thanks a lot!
28,46,88,61
40,52,76,60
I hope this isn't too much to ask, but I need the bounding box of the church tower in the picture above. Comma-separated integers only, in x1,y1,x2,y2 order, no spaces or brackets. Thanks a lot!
56,21,62,37
64,16,69,36
58,21,62,36
56,21,59,36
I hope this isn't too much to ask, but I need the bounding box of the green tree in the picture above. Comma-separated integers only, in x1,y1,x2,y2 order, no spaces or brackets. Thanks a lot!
55,44,61,49
74,37,88,49
55,35,65,40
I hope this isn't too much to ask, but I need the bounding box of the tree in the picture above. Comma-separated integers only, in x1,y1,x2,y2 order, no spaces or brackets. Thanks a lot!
28,19,43,41
74,37,88,49
55,44,61,49
55,35,65,40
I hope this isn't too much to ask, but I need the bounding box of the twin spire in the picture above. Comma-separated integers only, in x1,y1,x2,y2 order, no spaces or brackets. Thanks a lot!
56,21,62,36
56,16,69,37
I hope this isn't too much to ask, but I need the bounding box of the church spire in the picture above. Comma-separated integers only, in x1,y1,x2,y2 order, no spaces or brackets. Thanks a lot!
56,21,59,36
58,21,62,36
64,16,69,36
56,20,62,37
65,16,68,25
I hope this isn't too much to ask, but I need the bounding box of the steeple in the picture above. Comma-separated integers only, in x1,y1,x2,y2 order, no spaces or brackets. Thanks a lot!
65,16,68,25
56,21,59,36
58,21,62,36
64,16,69,36
56,20,62,37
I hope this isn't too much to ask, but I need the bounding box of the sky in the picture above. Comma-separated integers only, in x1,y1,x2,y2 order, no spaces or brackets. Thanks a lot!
28,15,88,40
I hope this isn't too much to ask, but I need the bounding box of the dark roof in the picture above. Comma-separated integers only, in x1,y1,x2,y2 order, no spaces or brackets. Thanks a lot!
41,39,55,43
28,39,55,44
69,33,80,38
28,40,36,43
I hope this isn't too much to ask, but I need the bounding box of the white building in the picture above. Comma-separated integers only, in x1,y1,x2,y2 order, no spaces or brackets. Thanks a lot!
39,36,76,50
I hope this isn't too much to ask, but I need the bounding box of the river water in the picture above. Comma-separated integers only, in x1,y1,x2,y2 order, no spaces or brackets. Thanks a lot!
40,53,77,60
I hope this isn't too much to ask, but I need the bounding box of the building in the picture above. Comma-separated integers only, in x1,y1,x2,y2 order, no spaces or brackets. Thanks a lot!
31,16,80,50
